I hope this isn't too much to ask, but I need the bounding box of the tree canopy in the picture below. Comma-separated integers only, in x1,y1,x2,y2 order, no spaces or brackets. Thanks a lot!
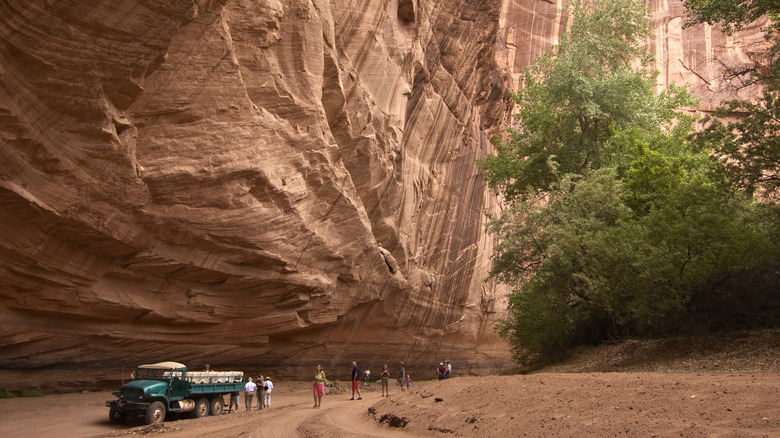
683,0,780,33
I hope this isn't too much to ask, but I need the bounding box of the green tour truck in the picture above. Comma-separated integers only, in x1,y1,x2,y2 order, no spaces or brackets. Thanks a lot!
106,361,244,425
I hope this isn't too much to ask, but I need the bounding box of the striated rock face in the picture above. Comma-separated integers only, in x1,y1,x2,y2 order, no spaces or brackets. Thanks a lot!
644,0,768,110
0,0,513,388
0,0,767,390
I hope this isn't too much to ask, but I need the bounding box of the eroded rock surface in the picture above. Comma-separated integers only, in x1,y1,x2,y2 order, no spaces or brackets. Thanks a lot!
0,0,513,386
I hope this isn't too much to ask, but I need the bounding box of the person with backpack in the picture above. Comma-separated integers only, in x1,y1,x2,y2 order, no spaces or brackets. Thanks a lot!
256,375,265,409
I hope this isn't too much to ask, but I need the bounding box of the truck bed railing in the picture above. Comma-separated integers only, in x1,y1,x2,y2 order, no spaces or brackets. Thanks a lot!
183,371,244,384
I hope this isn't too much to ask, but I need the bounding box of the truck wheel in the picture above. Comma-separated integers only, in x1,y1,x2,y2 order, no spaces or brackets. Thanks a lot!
145,401,166,425
209,396,224,416
192,397,209,418
108,406,126,424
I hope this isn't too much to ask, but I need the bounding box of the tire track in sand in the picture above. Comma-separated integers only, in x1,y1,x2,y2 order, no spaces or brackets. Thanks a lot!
155,393,415,438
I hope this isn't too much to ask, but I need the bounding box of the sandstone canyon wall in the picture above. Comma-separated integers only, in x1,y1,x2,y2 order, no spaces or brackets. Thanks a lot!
0,0,514,389
0,0,767,391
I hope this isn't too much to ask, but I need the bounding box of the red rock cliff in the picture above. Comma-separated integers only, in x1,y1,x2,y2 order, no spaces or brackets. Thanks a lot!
0,0,513,387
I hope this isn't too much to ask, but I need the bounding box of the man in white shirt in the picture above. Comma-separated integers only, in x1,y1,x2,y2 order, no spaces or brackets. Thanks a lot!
244,377,257,411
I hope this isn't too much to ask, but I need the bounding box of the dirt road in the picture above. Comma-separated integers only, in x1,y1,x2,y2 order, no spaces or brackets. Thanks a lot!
0,382,414,438
1,373,778,438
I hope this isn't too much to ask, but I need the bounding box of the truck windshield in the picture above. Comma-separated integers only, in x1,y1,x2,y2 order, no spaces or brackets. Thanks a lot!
135,368,183,380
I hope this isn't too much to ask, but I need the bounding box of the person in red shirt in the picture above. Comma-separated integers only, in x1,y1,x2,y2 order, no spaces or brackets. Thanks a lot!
437,362,447,380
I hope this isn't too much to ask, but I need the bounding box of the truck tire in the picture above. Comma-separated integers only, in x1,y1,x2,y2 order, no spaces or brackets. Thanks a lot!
145,401,166,425
209,396,224,416
108,406,126,424
192,397,209,418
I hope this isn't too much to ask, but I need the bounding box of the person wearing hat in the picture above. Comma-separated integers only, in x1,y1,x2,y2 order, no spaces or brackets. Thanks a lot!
437,362,447,380
262,376,273,408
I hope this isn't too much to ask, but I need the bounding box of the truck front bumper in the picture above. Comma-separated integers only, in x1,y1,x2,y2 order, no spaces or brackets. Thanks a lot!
106,400,151,415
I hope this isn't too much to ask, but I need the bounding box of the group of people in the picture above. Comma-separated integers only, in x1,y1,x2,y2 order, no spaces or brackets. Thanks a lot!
204,360,452,412
311,361,413,407
227,374,273,412
218,358,454,413
437,360,452,380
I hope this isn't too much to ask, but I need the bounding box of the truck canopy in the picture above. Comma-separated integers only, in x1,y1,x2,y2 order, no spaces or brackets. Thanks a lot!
138,361,187,370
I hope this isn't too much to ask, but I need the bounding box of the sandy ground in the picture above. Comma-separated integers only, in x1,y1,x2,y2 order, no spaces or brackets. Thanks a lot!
0,372,778,438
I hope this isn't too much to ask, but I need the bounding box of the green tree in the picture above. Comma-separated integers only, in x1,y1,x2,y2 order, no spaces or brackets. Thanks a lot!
481,0,780,365
480,0,690,200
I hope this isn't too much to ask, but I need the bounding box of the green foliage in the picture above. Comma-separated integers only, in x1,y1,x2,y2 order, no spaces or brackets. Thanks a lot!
0,388,44,398
682,0,779,34
692,88,780,199
496,277,575,365
493,135,777,364
481,0,780,366
480,0,693,199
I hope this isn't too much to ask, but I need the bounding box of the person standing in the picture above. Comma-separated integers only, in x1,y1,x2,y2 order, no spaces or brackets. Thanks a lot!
437,362,447,380
350,362,362,400
244,377,257,410
445,360,452,379
263,377,273,408
364,368,371,385
256,375,265,409
399,362,406,391
406,374,412,389
380,364,390,397
313,364,326,408
227,390,239,413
